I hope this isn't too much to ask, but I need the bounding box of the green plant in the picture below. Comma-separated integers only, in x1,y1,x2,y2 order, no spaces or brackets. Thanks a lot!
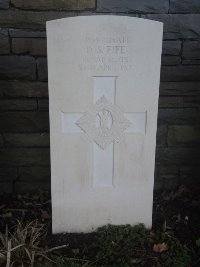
94,224,191,267
95,224,151,265
156,235,191,267
196,238,200,247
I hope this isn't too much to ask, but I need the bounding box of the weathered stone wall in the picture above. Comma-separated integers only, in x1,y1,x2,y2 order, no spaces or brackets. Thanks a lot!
0,0,199,193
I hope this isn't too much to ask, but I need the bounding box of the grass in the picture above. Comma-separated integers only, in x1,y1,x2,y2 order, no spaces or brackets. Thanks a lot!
0,221,191,267
0,220,48,267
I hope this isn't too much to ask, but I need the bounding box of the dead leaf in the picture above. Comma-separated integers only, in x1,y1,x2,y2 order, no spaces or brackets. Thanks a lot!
153,242,169,253
130,258,142,264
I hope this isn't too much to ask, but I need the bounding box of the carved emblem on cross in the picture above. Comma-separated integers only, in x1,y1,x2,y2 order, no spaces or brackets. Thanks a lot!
76,95,131,149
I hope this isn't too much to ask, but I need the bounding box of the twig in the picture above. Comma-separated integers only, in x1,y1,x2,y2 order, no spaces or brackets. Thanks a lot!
45,244,69,253
10,244,24,252
31,250,35,267
59,257,90,262
5,209,28,212
6,240,11,267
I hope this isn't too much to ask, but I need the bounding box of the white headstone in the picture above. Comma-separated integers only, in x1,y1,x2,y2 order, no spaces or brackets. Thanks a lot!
47,16,163,233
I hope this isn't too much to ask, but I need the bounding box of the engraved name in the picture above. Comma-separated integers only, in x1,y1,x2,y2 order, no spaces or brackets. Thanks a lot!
79,35,132,72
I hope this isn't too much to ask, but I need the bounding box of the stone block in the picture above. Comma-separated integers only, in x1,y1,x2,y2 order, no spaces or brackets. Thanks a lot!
0,81,48,97
160,82,200,96
0,10,76,30
0,87,3,97
0,55,36,80
0,167,18,181
14,181,50,193
12,38,47,56
183,96,200,108
3,133,50,147
0,99,37,111
153,179,164,191
11,0,95,10
142,14,200,40
158,96,183,108
162,175,179,190
182,59,200,65
170,0,200,13
154,166,158,180
161,56,181,66
158,108,200,124
0,0,9,9
9,29,46,38
156,125,167,146
167,125,200,146
18,166,50,181
38,99,49,111
0,182,13,194
0,28,9,54
37,57,48,81
0,112,49,133
180,165,200,185
159,165,179,175
182,41,200,60
0,134,3,147
156,147,199,164
0,148,50,166
97,0,169,13
180,165,199,177
161,66,200,82
162,41,181,56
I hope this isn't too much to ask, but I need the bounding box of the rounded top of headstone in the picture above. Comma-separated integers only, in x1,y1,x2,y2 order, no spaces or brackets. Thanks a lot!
46,15,163,30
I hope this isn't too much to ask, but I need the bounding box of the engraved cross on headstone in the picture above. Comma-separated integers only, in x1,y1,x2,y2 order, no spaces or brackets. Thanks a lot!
61,76,146,187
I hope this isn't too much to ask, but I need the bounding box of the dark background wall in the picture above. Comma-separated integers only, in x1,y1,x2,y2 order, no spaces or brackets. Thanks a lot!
0,0,200,193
